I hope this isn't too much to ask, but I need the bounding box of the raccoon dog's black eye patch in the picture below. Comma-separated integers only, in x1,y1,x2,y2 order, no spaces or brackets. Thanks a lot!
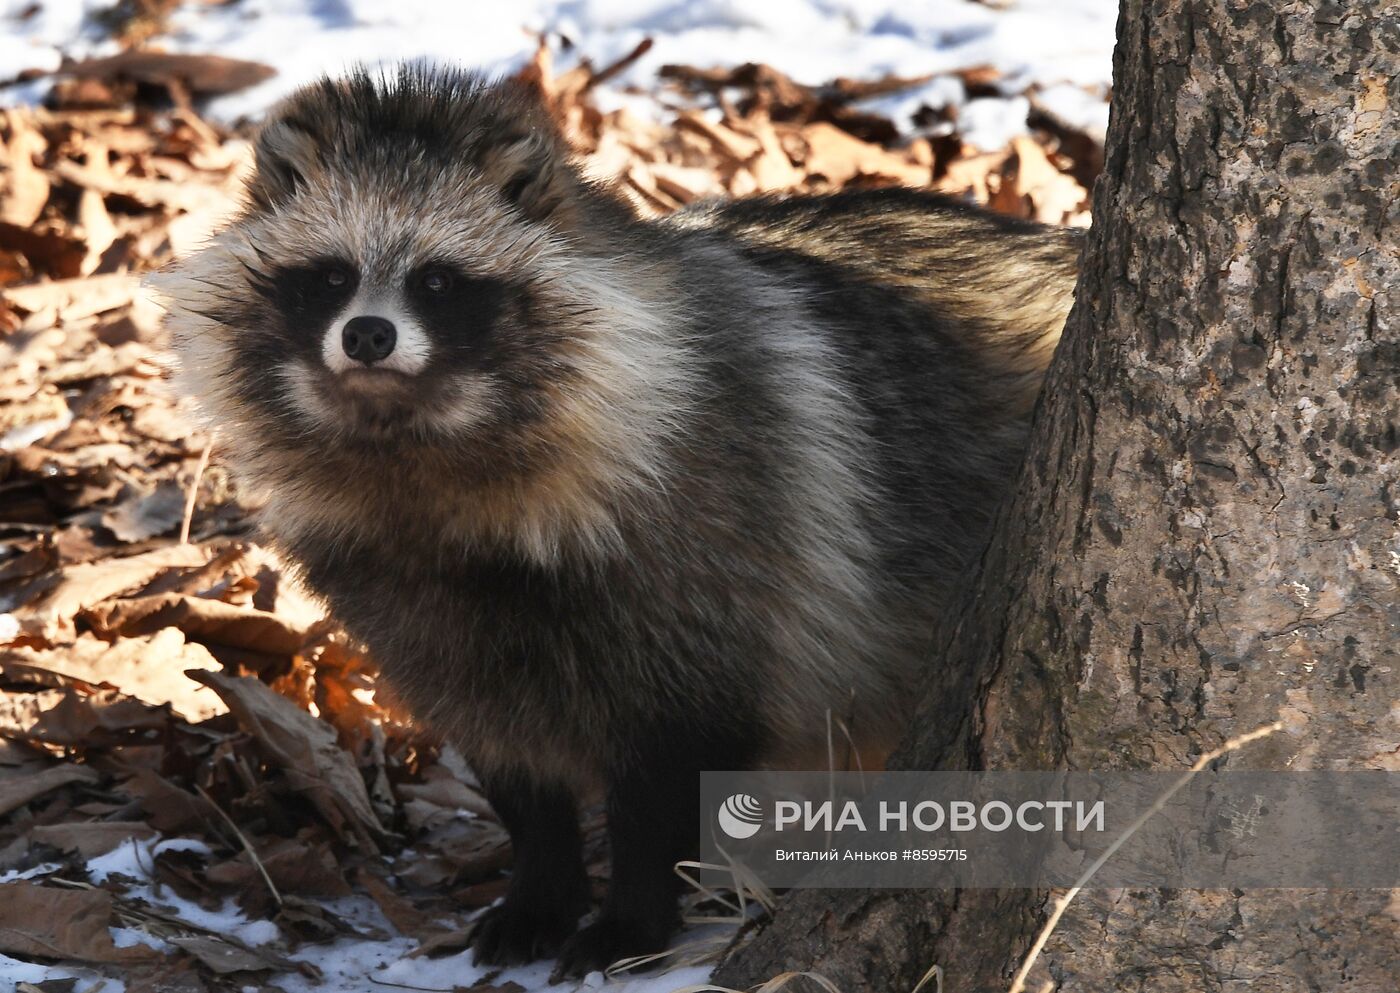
406,264,507,338
263,259,358,319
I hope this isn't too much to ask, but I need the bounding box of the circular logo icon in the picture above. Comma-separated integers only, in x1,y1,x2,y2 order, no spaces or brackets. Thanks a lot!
718,793,764,839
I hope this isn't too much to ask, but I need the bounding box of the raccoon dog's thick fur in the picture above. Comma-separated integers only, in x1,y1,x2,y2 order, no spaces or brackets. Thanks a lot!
157,66,1080,975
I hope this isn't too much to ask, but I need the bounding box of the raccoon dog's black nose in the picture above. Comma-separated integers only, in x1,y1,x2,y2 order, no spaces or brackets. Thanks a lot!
342,316,397,365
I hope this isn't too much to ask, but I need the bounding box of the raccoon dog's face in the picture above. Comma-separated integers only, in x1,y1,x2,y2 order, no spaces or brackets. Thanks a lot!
160,68,670,476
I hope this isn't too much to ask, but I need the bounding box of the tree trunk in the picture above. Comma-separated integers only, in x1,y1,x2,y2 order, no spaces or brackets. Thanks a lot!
715,1,1399,990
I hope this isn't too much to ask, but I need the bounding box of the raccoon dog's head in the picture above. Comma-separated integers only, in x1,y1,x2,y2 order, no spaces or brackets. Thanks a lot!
159,66,686,491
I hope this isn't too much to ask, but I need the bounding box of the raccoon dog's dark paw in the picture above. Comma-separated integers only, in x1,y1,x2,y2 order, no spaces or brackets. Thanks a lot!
470,899,581,967
548,913,673,981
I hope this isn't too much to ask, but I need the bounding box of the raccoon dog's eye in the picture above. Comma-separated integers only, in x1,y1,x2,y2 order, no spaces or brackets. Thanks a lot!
422,269,452,295
324,269,349,289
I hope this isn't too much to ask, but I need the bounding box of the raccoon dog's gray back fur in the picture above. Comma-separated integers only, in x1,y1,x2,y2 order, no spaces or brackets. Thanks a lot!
156,65,1081,975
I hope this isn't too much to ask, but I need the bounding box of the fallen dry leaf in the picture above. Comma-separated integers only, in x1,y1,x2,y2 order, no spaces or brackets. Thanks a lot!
19,543,210,641
53,158,237,215
747,118,804,191
0,222,85,280
0,763,100,817
0,881,161,964
119,767,221,834
799,121,930,186
938,146,1011,203
17,979,84,993
27,686,173,745
674,110,761,162
29,821,157,859
2,272,142,326
0,111,51,228
165,934,278,975
647,162,723,203
356,869,446,940
0,687,67,739
82,593,314,659
101,479,187,542
77,188,117,276
395,763,493,820
989,135,1088,225
407,926,475,959
51,52,277,100
4,631,224,721
188,671,388,850
206,836,351,902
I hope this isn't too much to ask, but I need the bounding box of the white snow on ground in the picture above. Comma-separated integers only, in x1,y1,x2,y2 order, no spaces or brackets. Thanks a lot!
2,0,1116,148
0,952,123,993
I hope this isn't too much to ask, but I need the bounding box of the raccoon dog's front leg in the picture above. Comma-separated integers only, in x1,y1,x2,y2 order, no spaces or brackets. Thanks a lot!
471,770,590,966
551,724,760,979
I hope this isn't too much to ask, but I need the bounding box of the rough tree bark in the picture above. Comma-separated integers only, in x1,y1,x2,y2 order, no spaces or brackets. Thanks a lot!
715,1,1398,990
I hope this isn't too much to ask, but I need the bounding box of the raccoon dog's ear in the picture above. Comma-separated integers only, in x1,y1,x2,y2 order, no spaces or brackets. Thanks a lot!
248,112,324,210
479,81,578,226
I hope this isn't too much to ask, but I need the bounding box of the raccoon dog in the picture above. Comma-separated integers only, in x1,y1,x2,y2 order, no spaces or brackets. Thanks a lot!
158,65,1080,976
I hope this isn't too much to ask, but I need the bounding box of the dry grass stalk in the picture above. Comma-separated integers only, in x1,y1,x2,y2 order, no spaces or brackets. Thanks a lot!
179,437,212,544
1004,720,1285,993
